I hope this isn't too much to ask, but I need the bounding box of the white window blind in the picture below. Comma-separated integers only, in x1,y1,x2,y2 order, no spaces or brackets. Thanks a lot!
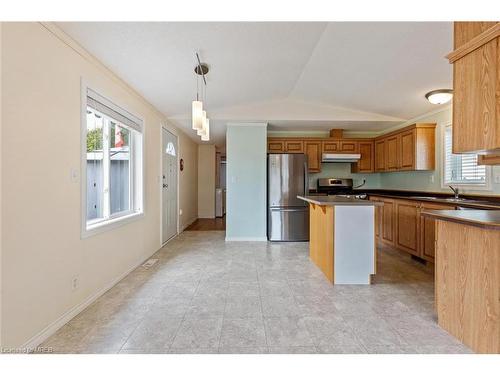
444,125,486,185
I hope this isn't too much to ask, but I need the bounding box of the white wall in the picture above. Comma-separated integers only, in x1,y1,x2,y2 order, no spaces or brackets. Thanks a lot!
197,144,216,218
179,135,198,229
0,21,3,348
0,22,199,348
378,106,500,195
226,123,267,241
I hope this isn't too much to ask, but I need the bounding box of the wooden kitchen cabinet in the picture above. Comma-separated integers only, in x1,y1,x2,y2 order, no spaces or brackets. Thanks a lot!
395,200,420,256
374,139,386,172
373,123,436,172
322,140,339,153
284,140,304,153
419,202,454,262
399,129,416,170
380,198,395,246
370,196,382,240
304,141,322,173
339,140,359,153
351,141,374,173
478,154,500,165
385,135,400,171
448,22,500,154
268,140,285,153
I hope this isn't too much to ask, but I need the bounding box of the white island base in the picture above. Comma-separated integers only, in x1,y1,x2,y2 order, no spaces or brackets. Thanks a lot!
300,195,380,285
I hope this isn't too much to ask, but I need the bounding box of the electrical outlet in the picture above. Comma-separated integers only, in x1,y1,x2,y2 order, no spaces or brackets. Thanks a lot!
495,175,500,184
179,209,183,215
430,175,435,183
71,276,79,291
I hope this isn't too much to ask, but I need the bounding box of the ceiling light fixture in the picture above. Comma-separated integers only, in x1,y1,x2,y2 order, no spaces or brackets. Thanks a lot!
192,53,210,141
425,89,453,105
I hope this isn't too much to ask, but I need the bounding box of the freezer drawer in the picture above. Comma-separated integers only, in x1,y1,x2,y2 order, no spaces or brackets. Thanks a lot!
268,207,309,242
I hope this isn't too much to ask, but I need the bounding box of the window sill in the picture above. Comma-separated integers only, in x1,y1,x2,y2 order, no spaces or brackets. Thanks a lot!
82,211,144,239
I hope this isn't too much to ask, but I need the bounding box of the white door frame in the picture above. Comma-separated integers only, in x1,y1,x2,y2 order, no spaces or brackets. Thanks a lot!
160,125,180,246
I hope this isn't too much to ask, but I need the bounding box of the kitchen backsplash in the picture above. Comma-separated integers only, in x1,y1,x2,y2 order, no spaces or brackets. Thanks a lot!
308,162,381,190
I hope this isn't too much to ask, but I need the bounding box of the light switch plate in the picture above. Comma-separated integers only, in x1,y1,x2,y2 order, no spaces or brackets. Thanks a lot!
70,169,79,183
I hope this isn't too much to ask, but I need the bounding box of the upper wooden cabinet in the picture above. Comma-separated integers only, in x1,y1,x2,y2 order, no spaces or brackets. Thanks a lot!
268,140,285,153
304,141,322,173
385,135,400,171
322,140,339,153
375,123,436,172
374,139,386,172
448,22,500,154
284,140,304,153
267,123,435,174
351,141,374,173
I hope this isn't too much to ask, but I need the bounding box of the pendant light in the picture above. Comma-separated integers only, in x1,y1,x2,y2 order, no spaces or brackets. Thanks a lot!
192,53,210,141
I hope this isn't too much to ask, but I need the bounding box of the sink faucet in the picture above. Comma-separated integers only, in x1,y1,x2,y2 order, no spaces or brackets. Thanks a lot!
449,185,460,199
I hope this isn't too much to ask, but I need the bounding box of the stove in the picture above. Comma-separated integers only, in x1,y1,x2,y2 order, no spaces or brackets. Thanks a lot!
316,178,367,199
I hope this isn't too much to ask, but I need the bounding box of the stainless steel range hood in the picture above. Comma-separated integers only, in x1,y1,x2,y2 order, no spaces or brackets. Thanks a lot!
322,153,361,163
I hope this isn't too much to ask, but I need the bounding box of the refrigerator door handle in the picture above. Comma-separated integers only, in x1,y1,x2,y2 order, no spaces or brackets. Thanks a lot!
304,159,309,197
269,207,307,212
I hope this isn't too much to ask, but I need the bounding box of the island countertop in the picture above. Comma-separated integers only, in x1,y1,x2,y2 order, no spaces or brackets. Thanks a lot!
422,209,500,230
297,195,383,206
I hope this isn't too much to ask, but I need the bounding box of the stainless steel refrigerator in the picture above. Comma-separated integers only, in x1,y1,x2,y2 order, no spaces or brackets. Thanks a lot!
267,153,309,241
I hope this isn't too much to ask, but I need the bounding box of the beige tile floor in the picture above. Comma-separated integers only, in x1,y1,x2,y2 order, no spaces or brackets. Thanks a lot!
42,231,472,354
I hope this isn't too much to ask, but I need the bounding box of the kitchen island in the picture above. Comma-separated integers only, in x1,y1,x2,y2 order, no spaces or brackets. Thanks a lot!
422,209,500,354
298,195,383,284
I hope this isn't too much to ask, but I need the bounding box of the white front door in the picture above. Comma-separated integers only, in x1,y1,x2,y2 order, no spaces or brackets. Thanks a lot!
162,128,178,243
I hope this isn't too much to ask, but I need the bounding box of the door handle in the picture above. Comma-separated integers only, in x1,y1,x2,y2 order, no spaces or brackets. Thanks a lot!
163,184,168,188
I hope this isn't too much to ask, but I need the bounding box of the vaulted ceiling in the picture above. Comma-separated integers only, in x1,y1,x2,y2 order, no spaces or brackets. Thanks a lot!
57,22,453,146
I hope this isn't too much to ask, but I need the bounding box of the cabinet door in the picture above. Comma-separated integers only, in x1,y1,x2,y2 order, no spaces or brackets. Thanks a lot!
339,140,359,153
385,135,400,171
419,202,454,262
400,130,416,170
322,141,339,153
453,37,500,153
395,200,420,256
381,198,395,245
268,140,284,153
284,140,304,153
304,141,321,173
370,197,381,240
374,139,386,172
352,141,374,173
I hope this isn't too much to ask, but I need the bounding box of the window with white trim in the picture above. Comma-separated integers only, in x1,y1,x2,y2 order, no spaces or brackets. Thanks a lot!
85,89,143,232
443,125,487,186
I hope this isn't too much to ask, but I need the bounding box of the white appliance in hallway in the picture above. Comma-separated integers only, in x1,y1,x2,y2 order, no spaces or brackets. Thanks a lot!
162,128,178,243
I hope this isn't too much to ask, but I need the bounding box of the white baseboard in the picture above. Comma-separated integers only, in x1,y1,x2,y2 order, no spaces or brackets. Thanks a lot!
180,216,197,232
21,252,152,350
225,236,268,242
198,215,215,219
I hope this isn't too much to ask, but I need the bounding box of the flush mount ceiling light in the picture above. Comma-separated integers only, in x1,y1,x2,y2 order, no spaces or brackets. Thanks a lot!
192,53,210,141
425,89,453,105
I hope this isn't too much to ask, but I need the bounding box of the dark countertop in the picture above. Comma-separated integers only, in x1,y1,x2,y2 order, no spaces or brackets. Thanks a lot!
298,195,383,206
422,209,500,230
310,189,500,210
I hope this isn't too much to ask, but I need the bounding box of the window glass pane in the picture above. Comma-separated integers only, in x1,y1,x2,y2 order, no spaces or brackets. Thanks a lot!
86,107,104,221
444,126,486,185
109,122,131,215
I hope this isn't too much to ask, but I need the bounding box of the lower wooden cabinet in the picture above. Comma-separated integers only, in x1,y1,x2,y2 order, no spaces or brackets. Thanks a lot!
419,202,453,262
395,200,420,256
380,198,396,246
373,196,456,262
